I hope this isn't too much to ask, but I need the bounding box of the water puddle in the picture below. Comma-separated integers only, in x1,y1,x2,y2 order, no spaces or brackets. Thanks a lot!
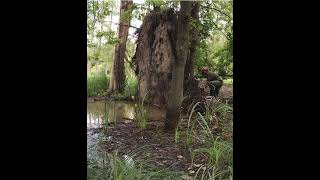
87,100,165,129
87,100,165,170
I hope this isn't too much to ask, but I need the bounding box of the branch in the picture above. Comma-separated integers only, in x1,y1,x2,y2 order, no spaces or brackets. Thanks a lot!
211,21,231,41
103,20,139,29
200,5,232,20
133,3,152,10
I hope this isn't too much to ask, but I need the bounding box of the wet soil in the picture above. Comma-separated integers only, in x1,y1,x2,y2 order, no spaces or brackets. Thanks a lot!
87,85,233,174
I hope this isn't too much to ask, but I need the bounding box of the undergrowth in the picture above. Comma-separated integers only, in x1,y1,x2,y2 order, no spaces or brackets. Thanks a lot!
87,150,182,180
177,99,233,180
87,70,109,97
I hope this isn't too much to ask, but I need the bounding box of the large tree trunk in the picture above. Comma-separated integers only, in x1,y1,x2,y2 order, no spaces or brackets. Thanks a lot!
109,0,133,92
133,2,196,130
133,9,177,106
165,1,192,130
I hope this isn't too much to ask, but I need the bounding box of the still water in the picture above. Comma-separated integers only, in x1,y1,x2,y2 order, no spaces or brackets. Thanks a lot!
87,101,165,166
87,101,165,129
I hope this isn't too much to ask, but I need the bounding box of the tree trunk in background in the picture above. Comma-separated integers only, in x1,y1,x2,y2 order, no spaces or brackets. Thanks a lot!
87,53,91,74
184,2,200,93
165,1,192,130
109,0,133,92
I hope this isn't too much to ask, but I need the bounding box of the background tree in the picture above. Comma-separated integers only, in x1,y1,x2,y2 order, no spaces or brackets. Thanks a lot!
164,1,192,130
195,0,233,77
109,0,133,92
184,2,200,92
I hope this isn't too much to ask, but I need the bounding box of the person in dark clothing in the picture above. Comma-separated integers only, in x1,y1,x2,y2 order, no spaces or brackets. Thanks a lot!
200,67,223,98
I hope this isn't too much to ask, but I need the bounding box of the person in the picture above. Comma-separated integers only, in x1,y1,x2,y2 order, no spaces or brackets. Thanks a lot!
199,67,223,98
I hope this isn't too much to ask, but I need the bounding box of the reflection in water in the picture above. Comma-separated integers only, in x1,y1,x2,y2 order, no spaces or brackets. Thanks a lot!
87,100,165,170
87,101,165,129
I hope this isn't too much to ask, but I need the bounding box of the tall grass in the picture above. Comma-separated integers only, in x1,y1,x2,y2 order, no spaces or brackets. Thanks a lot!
193,137,233,180
124,75,138,97
87,67,138,99
110,75,138,99
87,70,109,97
178,100,233,180
87,150,182,180
134,90,150,131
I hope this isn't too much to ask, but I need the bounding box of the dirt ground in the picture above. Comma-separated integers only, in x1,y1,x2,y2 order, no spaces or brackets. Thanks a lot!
220,84,233,98
92,85,233,174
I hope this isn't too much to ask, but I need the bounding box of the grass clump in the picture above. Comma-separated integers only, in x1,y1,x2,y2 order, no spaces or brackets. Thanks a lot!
110,75,138,100
134,91,149,131
176,99,233,180
87,70,109,97
87,150,182,180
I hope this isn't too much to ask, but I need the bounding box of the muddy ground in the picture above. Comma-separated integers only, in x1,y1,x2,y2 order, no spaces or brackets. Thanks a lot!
89,84,233,175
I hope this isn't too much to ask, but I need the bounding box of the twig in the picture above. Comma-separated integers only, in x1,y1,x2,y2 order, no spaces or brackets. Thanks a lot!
104,20,140,29
211,21,231,41
200,4,232,20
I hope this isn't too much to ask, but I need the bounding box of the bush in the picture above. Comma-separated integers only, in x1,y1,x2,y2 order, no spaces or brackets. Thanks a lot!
87,70,109,97
124,75,138,97
178,101,233,180
111,75,138,99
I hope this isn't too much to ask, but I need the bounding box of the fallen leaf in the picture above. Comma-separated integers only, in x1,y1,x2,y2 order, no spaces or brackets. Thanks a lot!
177,155,183,159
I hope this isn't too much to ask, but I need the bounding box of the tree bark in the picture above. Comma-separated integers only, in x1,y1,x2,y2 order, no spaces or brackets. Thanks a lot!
109,0,133,92
87,53,91,74
184,2,200,92
132,9,177,107
165,1,192,131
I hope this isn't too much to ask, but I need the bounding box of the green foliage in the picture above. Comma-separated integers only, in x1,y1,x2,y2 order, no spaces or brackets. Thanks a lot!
96,30,120,45
110,75,138,100
213,36,233,76
134,91,150,131
194,36,233,77
108,39,139,99
87,0,118,63
124,75,138,97
87,70,109,97
87,150,181,180
120,3,134,23
223,78,233,85
193,0,233,77
135,106,149,131
145,0,165,8
87,1,234,178
193,137,233,180
131,3,149,21
215,102,233,119
179,100,233,180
